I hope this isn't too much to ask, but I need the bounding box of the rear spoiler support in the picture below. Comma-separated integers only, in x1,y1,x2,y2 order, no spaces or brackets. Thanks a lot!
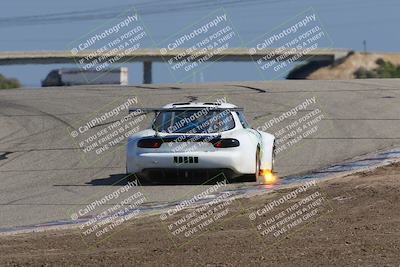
128,107,244,114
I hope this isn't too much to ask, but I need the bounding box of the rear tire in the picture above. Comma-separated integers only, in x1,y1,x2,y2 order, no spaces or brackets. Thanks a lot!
255,148,261,182
271,143,275,173
126,165,143,184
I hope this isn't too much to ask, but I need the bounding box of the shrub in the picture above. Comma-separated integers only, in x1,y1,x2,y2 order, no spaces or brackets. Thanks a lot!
0,73,21,89
354,59,400,78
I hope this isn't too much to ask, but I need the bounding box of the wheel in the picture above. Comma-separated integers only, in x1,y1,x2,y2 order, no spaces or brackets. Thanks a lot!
257,143,277,185
126,165,140,183
255,147,261,182
271,142,276,172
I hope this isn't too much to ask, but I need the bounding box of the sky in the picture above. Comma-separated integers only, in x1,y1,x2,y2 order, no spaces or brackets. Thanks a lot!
0,0,399,87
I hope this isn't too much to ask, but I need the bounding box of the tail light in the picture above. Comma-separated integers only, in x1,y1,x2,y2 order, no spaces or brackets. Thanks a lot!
138,137,239,148
137,138,162,148
213,138,240,148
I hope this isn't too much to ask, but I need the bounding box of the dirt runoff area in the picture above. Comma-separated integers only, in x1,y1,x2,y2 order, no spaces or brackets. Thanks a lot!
1,163,400,266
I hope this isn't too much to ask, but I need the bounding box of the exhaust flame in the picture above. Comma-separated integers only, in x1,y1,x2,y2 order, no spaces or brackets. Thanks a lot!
258,169,278,185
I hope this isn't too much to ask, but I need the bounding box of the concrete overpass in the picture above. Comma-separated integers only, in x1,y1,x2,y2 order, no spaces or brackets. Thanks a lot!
0,48,351,84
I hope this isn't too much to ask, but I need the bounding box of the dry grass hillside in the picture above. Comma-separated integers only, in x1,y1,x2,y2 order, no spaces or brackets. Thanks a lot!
307,52,400,80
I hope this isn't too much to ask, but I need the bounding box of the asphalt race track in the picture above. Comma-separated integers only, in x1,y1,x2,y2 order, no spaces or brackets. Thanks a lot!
1,79,400,229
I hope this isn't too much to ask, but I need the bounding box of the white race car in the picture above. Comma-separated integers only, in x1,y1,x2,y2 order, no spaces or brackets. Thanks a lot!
126,102,276,184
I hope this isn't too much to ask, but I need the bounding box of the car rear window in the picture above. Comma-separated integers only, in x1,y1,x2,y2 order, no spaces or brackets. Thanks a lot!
153,109,235,133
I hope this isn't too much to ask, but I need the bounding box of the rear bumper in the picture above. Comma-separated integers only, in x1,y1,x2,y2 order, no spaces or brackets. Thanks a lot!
139,168,235,180
127,149,252,175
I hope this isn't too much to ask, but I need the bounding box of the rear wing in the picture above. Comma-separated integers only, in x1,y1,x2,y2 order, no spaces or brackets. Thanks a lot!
128,107,244,115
